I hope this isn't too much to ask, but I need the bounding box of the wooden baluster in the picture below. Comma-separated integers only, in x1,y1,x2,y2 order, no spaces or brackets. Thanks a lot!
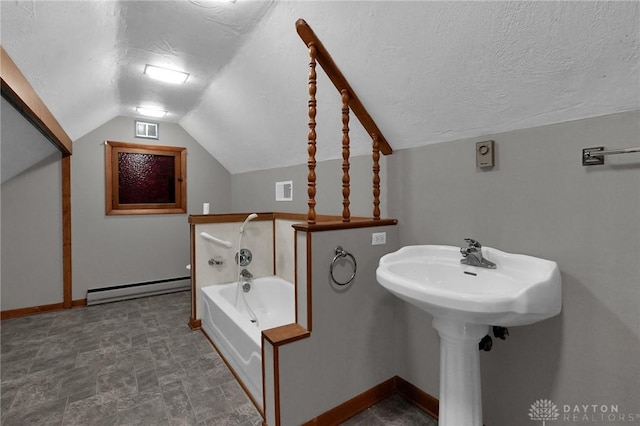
341,89,351,222
307,44,318,225
372,134,381,220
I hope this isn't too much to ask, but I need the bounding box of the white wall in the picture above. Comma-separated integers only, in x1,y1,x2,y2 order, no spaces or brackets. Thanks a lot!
71,116,231,300
1,152,63,310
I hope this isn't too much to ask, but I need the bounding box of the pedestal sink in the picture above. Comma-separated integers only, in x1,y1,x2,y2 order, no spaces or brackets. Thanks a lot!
376,245,561,426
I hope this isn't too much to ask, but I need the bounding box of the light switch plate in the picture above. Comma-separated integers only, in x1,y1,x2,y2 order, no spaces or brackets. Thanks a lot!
476,140,495,168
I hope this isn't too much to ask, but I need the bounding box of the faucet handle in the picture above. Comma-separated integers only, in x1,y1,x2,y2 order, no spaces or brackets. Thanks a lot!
464,238,481,248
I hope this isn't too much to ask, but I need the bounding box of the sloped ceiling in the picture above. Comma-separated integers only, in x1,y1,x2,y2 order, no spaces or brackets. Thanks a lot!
2,1,638,174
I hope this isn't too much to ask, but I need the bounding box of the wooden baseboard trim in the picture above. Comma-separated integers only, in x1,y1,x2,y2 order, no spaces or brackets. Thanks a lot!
297,376,438,426
188,317,201,330
1,299,87,320
302,377,397,425
395,376,439,420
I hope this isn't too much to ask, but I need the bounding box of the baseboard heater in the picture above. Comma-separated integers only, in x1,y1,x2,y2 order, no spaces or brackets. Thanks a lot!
86,276,190,305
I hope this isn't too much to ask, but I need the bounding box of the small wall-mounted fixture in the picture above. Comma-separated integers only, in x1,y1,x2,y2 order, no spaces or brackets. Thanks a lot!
582,145,640,166
476,140,495,168
275,180,293,201
135,120,158,139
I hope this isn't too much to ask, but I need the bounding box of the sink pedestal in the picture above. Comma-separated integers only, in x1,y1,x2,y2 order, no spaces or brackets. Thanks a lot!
432,317,489,426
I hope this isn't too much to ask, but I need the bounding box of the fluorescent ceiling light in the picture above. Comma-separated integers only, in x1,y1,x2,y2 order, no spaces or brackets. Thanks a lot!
136,106,167,118
143,64,189,84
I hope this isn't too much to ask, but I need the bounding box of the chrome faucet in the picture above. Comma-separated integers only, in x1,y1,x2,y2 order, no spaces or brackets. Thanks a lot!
240,268,253,280
460,238,496,269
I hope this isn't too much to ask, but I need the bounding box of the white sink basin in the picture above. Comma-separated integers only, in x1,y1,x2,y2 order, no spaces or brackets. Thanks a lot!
377,244,562,426
376,245,562,326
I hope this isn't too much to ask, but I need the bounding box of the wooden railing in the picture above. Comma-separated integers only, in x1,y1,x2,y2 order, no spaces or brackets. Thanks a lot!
295,19,392,225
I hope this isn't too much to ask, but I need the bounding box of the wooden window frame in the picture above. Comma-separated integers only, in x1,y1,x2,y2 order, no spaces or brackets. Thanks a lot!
105,141,186,215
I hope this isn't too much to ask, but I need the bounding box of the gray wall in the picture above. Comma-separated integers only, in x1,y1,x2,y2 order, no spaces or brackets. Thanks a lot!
71,116,231,300
236,110,639,424
1,152,63,310
231,155,388,218
278,225,399,424
388,110,640,425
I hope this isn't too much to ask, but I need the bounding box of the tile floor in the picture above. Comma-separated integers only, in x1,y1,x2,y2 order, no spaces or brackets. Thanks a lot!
1,291,436,425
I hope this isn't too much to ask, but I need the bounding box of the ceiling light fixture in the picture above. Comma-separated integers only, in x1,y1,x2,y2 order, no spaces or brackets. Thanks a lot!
136,106,167,118
143,64,190,84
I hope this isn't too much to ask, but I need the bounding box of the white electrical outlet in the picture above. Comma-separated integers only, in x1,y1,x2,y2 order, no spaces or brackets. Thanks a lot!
372,232,386,246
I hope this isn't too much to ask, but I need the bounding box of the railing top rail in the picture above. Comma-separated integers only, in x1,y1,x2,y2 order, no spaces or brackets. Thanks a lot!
295,19,392,156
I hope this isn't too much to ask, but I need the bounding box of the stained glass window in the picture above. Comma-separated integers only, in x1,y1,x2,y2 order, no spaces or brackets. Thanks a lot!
105,141,186,215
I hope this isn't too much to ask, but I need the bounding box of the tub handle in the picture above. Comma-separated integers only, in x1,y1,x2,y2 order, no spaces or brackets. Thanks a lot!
330,246,357,286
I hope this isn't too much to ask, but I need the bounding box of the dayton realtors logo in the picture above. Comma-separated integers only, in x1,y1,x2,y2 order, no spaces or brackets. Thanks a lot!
529,399,640,424
529,399,560,425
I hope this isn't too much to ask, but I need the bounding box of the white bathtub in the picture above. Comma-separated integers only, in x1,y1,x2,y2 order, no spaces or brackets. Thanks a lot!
200,276,295,409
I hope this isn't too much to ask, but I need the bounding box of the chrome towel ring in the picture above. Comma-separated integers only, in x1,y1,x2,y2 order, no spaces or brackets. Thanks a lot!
330,246,357,286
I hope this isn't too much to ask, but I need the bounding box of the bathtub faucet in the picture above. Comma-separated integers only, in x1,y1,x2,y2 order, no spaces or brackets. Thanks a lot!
240,269,253,280
460,238,496,269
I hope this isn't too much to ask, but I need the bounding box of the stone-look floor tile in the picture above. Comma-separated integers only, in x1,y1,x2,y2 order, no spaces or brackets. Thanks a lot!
220,380,252,408
0,346,40,364
169,342,199,362
149,340,174,362
61,393,119,426
116,388,164,413
71,332,103,353
0,381,21,416
1,358,33,382
161,380,198,425
0,291,437,426
340,408,387,426
2,397,67,426
9,374,63,410
101,332,133,352
58,364,98,400
29,348,78,375
136,367,160,393
116,394,169,426
48,322,85,337
76,346,118,369
188,386,234,423
154,354,183,374
97,366,138,398
234,402,263,425
369,394,438,426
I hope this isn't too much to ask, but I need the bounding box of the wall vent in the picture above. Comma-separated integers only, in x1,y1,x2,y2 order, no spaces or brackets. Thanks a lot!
275,180,293,201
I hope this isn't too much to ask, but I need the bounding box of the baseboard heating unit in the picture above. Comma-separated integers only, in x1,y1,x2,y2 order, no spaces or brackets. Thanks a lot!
86,276,190,305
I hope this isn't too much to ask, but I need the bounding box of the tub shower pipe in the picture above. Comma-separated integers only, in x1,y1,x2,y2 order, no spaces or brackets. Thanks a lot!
235,214,259,325
240,213,258,234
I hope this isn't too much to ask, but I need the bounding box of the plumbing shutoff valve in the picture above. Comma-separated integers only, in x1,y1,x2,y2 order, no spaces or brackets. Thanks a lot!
479,335,493,351
493,326,509,340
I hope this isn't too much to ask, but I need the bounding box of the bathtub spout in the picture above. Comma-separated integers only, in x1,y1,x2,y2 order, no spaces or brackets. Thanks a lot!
240,269,253,280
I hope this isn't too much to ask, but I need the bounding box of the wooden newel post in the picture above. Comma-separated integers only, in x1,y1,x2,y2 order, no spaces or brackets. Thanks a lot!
341,89,351,222
372,134,381,220
307,43,318,225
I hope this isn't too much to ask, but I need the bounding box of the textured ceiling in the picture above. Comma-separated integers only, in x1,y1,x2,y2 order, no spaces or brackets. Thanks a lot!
2,1,638,174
